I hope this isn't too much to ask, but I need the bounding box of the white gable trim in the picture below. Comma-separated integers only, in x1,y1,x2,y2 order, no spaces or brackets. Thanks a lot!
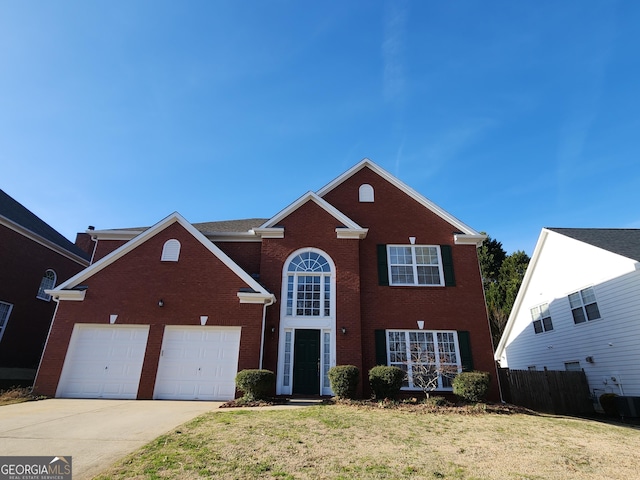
51,212,274,304
258,191,368,239
494,228,549,361
316,158,480,236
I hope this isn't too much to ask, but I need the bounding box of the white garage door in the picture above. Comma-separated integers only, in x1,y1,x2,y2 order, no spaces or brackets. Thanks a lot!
153,326,241,400
56,324,149,399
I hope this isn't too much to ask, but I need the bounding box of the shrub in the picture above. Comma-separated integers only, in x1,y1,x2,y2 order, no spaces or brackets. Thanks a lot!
599,393,618,416
235,369,275,401
328,365,360,399
452,371,490,402
369,365,405,399
422,396,451,407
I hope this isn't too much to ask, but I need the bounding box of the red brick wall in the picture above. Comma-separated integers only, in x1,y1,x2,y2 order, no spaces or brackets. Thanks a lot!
0,226,87,369
33,221,265,398
321,166,499,400
92,239,127,262
74,232,95,259
215,241,262,279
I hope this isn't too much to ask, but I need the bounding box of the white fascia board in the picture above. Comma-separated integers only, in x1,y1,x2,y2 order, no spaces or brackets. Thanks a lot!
259,191,365,238
494,228,549,361
237,292,276,304
52,212,273,301
336,228,368,239
316,158,480,236
0,216,90,267
252,228,285,239
89,229,145,241
46,289,86,301
454,233,487,246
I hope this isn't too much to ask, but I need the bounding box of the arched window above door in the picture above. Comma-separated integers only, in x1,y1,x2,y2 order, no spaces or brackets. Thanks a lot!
284,251,333,317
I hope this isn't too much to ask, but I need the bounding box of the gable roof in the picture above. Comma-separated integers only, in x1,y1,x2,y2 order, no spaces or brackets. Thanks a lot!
316,158,484,244
76,159,484,245
257,191,368,239
0,189,90,265
547,228,640,262
51,212,274,304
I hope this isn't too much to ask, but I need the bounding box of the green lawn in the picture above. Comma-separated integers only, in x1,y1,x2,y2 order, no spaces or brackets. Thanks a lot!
94,403,640,480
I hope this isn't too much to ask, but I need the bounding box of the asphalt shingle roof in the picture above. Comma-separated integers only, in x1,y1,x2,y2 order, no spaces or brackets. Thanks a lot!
0,189,91,261
193,218,269,233
548,228,640,262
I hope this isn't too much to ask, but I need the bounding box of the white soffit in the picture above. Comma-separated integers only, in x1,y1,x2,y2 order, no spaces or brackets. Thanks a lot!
316,158,480,236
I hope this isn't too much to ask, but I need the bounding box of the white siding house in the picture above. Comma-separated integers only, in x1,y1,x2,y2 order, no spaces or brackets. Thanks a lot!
495,228,640,399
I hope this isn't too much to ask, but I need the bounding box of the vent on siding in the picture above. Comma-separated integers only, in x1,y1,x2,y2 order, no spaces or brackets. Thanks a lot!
161,239,181,262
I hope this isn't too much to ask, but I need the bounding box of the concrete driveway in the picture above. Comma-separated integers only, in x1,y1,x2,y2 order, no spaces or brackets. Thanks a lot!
0,399,221,479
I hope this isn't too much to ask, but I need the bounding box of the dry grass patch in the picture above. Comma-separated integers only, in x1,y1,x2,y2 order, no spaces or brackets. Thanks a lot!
94,403,640,480
0,386,37,406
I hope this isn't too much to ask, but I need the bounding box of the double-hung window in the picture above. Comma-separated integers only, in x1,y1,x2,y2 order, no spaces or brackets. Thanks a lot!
569,286,600,324
531,303,553,334
0,301,13,344
387,245,444,286
387,330,461,390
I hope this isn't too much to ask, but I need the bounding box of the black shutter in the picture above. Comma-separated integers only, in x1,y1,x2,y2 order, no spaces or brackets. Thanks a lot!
377,244,389,286
457,331,474,371
440,244,456,286
375,329,388,365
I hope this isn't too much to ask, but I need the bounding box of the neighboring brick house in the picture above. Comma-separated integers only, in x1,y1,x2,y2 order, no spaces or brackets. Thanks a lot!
0,190,90,385
34,159,498,400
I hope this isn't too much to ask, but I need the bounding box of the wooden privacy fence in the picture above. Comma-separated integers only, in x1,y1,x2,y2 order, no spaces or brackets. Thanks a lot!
498,368,594,415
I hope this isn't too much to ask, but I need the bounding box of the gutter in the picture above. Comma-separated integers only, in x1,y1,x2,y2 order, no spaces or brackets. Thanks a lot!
259,296,276,370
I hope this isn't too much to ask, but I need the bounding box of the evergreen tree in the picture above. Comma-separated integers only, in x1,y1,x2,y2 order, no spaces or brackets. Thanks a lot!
478,235,530,349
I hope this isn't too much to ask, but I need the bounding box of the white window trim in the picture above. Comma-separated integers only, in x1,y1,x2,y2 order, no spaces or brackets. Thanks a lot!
530,303,553,334
386,329,462,391
36,269,57,301
568,286,601,324
387,245,445,287
0,301,14,344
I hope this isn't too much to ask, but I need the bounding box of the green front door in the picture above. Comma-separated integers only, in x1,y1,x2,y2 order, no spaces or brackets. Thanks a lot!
293,329,320,395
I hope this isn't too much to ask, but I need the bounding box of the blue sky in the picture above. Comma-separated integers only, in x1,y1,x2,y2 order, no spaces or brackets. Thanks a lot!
2,1,639,255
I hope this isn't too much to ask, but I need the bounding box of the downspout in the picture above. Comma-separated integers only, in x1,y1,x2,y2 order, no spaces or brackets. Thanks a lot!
89,231,98,265
32,295,61,392
258,295,275,370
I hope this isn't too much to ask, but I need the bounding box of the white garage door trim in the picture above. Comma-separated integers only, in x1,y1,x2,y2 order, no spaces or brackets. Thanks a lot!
56,324,150,399
153,326,241,401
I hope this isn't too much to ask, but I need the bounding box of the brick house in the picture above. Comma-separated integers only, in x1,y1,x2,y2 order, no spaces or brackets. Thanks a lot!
34,159,498,400
0,189,90,385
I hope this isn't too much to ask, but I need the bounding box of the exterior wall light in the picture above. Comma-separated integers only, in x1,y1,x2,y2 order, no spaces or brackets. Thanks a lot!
158,299,164,307
341,327,347,334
